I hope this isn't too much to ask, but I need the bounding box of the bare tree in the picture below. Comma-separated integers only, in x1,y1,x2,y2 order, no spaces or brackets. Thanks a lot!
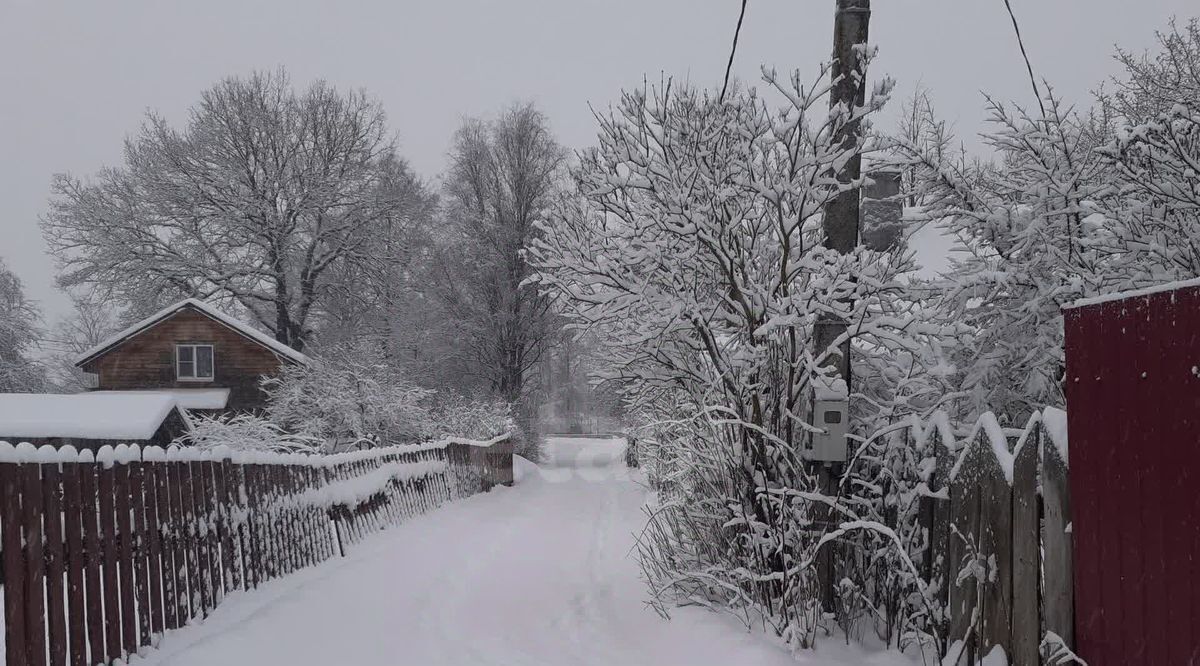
437,104,565,403
43,292,122,392
317,153,439,357
0,258,46,392
43,69,409,351
1104,18,1200,122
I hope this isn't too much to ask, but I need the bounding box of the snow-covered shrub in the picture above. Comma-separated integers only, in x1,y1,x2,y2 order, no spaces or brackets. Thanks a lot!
424,390,513,440
174,412,321,453
263,340,434,450
891,19,1200,425
892,90,1115,423
263,339,518,450
531,61,958,649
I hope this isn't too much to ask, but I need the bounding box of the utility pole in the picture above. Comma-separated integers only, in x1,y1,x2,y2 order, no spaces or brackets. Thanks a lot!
814,0,871,390
813,0,871,613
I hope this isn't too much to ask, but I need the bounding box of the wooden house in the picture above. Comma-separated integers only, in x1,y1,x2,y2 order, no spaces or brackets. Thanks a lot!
74,299,310,413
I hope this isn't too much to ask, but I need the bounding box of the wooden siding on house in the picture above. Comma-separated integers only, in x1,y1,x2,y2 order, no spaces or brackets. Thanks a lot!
80,308,292,412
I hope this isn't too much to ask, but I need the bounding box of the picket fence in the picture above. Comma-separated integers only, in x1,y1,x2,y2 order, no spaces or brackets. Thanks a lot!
904,408,1073,665
0,435,514,666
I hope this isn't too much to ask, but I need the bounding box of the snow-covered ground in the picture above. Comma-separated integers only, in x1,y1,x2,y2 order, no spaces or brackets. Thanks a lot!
135,437,912,666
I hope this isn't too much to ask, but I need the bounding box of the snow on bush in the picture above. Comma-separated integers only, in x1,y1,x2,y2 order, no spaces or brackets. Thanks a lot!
262,339,515,451
891,18,1200,425
263,340,435,449
174,412,322,453
423,390,513,441
530,58,962,651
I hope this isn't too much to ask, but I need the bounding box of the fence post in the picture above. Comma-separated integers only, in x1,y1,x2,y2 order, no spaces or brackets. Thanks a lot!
115,451,137,656
1042,421,1074,649
130,453,153,651
61,456,87,666
1012,423,1040,666
201,459,223,605
79,456,104,664
142,453,167,639
1,459,29,666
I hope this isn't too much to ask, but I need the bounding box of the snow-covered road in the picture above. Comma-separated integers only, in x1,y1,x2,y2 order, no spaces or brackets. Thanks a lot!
139,437,907,666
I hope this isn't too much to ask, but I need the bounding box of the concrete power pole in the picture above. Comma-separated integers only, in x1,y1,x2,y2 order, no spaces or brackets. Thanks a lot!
814,0,871,392
813,0,871,612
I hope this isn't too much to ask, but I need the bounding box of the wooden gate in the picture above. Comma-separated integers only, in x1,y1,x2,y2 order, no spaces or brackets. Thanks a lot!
1063,282,1200,665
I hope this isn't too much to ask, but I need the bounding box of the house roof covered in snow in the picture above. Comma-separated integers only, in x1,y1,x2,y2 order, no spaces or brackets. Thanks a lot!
75,298,310,367
91,388,231,410
0,392,184,440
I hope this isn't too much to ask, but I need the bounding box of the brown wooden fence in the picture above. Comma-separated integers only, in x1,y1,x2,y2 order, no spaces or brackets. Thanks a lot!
911,408,1073,665
0,435,514,666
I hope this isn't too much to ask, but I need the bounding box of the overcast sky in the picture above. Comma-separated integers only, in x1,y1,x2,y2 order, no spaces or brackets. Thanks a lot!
1,0,1193,324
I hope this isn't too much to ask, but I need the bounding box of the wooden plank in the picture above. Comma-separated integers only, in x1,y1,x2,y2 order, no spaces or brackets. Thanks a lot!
223,461,245,591
280,466,296,574
264,466,281,580
275,466,293,575
79,461,104,665
1042,425,1074,648
1011,425,1039,666
200,461,222,608
42,461,68,666
130,459,152,650
978,432,1013,659
156,459,179,632
189,461,212,615
115,459,137,656
24,460,48,666
179,461,203,620
169,461,193,624
61,462,87,666
241,464,260,588
948,434,981,664
143,461,165,639
1,462,29,666
213,459,235,596
929,422,954,655
289,467,310,570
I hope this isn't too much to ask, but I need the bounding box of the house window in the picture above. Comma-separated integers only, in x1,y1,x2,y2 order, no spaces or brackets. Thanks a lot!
176,344,214,381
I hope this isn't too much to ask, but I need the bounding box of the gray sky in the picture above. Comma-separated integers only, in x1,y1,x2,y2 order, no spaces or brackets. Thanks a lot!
1,0,1193,324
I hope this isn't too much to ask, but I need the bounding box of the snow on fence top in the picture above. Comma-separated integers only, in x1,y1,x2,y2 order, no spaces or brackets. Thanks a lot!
0,433,512,467
924,406,1066,486
1065,276,1200,310
0,392,180,440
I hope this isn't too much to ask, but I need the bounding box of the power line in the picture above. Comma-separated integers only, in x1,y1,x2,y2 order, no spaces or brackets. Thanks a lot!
720,0,749,102
1001,0,1047,116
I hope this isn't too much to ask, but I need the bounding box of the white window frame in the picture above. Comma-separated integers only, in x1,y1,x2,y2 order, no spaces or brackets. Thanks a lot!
176,343,215,382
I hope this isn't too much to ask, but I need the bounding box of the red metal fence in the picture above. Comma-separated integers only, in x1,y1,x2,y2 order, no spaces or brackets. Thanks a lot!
0,435,514,666
1064,283,1200,665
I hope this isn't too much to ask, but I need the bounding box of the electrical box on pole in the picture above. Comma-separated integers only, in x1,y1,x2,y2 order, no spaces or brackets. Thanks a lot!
808,376,849,463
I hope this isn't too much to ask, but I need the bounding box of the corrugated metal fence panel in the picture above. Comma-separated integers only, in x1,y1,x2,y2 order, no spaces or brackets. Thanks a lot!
1064,286,1200,665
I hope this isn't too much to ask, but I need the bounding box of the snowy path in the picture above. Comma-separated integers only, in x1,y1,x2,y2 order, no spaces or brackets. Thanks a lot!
140,437,906,666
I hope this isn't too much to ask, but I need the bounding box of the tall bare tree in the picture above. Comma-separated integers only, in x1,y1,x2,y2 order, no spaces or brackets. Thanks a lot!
43,69,410,351
0,258,46,392
437,104,565,403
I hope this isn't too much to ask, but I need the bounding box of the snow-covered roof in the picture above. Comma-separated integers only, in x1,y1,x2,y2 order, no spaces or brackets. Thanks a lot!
1065,277,1200,310
0,392,182,440
92,388,231,410
75,298,310,367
